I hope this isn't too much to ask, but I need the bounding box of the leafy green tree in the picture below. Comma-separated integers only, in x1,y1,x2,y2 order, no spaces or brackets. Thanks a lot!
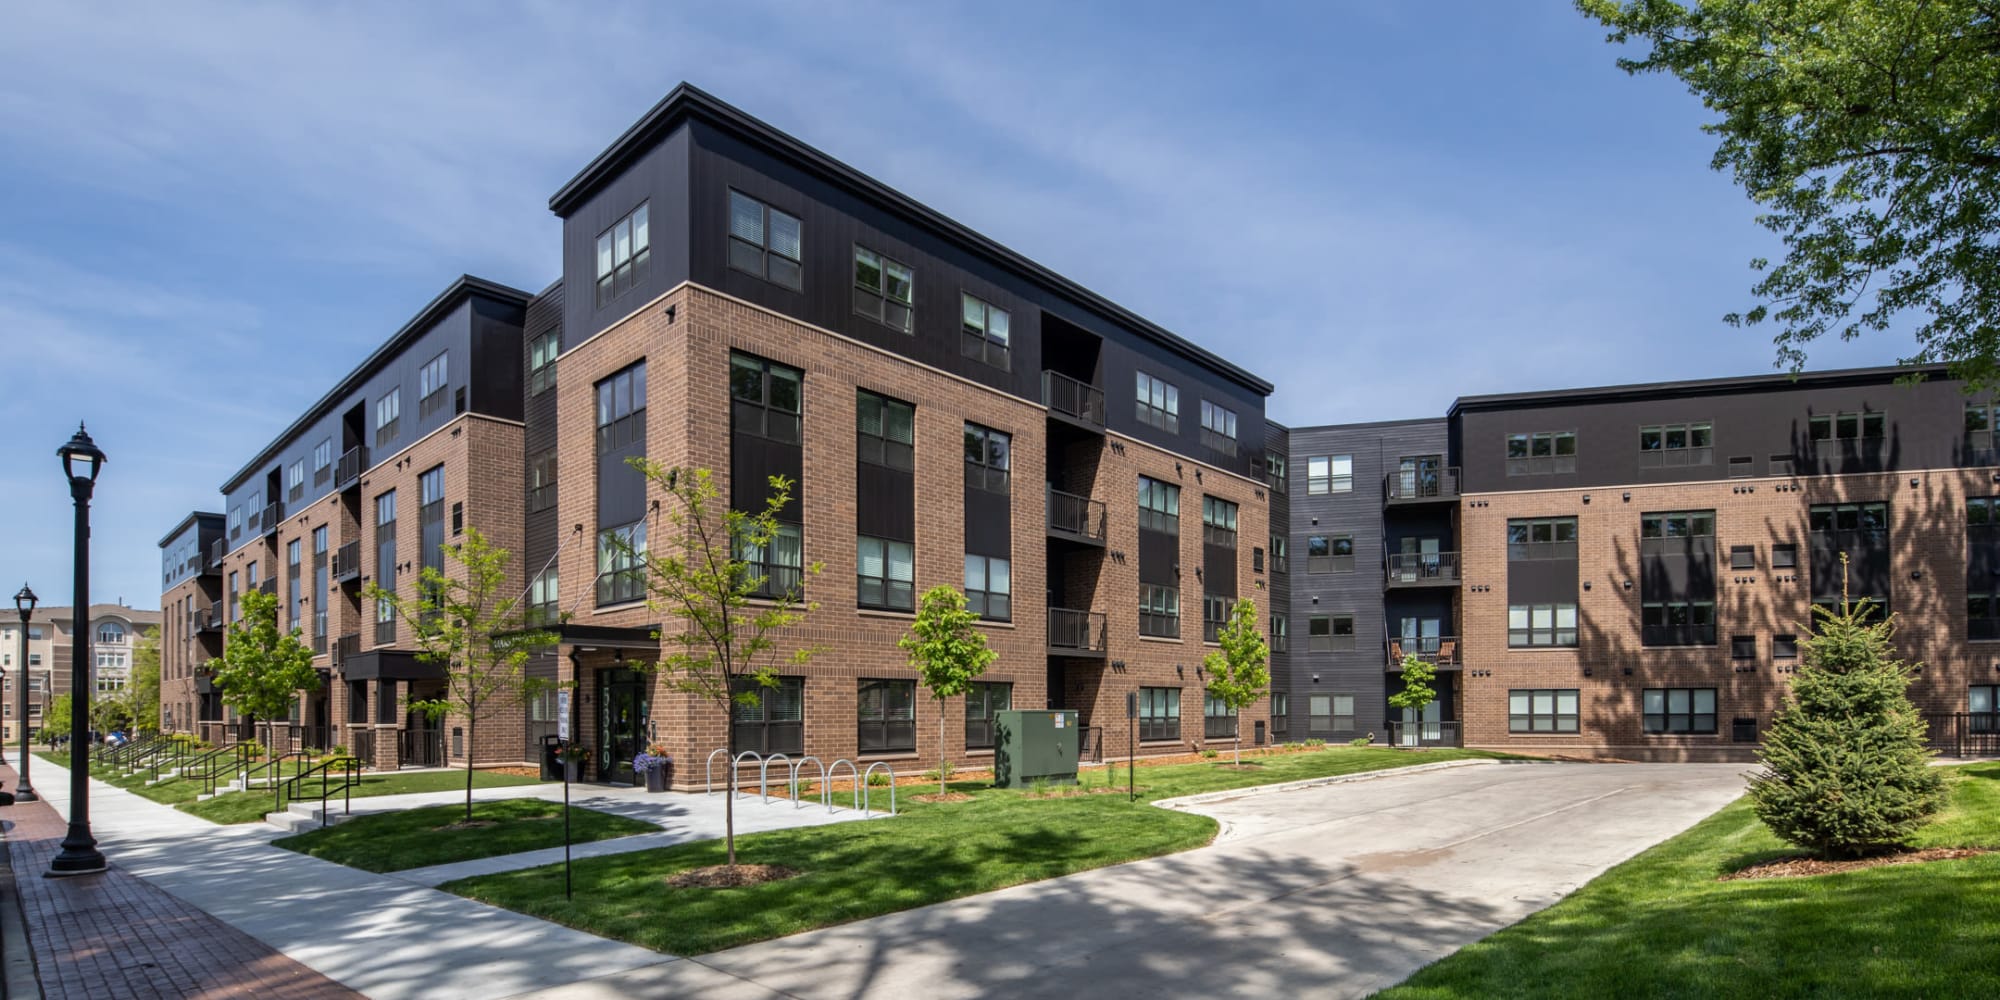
210,588,320,756
1388,654,1440,741
1202,597,1270,766
627,462,822,868
1749,587,1945,858
366,527,560,822
1579,0,2000,382
129,625,161,732
90,694,131,736
44,693,73,740
900,585,997,796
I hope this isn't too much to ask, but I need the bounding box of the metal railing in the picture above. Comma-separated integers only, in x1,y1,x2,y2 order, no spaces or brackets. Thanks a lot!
333,541,362,582
259,502,281,537
1386,634,1461,668
1046,487,1107,542
350,728,376,768
1048,607,1108,652
1042,370,1105,428
285,756,360,827
1927,713,2000,758
1386,552,1460,586
400,728,444,768
1384,466,1459,501
333,633,361,666
335,446,367,491
208,538,226,569
1080,725,1104,763
1387,720,1462,748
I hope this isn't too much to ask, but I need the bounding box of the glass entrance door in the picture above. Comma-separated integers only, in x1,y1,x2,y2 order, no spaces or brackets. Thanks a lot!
1398,616,1442,656
596,667,650,784
1399,455,1444,497
1400,700,1442,746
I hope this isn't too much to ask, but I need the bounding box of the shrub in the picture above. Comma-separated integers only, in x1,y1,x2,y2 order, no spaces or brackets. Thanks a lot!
920,760,957,784
330,744,348,757
1303,738,1326,748
1749,597,1946,858
866,771,891,787
1348,735,1373,747
1200,748,1219,759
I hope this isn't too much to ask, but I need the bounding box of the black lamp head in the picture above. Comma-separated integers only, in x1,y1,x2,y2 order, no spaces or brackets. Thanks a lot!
13,583,36,618
58,423,107,484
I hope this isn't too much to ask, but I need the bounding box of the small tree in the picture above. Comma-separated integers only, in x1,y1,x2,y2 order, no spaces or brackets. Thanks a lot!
1750,576,1945,858
130,625,162,732
45,693,74,741
900,585,996,796
366,526,560,822
629,462,822,868
1388,654,1439,744
1202,597,1269,766
210,588,320,756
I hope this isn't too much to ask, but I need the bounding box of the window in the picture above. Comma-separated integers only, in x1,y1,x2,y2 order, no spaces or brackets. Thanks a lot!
1308,615,1355,652
857,536,915,611
736,522,803,599
1135,372,1180,433
529,330,559,396
1139,687,1181,741
965,682,1012,750
730,353,803,444
1507,517,1578,560
1732,635,1757,659
858,679,916,753
1730,545,1756,570
287,537,304,629
1306,455,1352,494
1972,592,2000,641
1769,454,1796,476
1508,689,1580,733
1265,452,1287,493
1138,476,1180,534
1202,594,1234,643
1266,614,1289,654
857,390,915,471
1774,634,1799,659
1252,546,1264,573
286,460,304,503
1204,693,1239,739
375,389,400,448
1306,535,1354,573
1308,694,1354,735
1727,455,1755,478
228,571,240,623
594,200,651,307
1638,422,1713,467
417,352,449,420
595,363,648,452
1644,688,1718,734
1640,510,1716,545
1202,496,1239,547
229,505,243,540
1641,601,1717,646
1269,535,1288,573
1808,410,1885,443
1508,603,1579,647
1139,584,1179,638
595,522,646,607
732,676,804,756
853,246,913,332
1971,686,1998,731
528,568,559,625
312,438,333,485
528,450,558,513
1200,401,1238,457
727,190,801,290
960,293,1011,370
964,555,1011,621
1771,543,1798,569
1505,431,1577,475
964,423,1010,494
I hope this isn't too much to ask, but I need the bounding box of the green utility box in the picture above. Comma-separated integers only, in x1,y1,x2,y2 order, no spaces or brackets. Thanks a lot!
992,710,1080,788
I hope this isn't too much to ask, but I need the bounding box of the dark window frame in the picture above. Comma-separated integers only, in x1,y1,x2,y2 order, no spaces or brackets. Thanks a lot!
528,449,558,513
857,678,917,754
853,245,914,333
1637,421,1714,467
1202,496,1239,548
959,292,1011,371
594,200,652,307
1508,689,1580,733
1200,400,1239,457
732,676,804,756
857,389,915,472
964,422,1011,494
1508,603,1579,647
594,362,648,453
965,681,1012,750
727,190,802,291
964,554,1012,622
595,521,646,607
1138,476,1180,535
418,351,449,420
1643,687,1718,734
1140,583,1179,638
528,329,559,396
856,535,915,612
1135,372,1180,433
1305,455,1352,494
1507,517,1579,561
1138,686,1181,741
730,352,803,445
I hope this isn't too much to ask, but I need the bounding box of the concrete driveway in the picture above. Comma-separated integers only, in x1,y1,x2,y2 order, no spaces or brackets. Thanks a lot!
511,761,1750,999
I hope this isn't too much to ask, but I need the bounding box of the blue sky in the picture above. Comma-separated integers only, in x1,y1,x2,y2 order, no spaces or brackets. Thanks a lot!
0,2,1907,609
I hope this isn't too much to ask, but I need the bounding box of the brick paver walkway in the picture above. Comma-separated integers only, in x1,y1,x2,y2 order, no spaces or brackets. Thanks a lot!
1,762,358,999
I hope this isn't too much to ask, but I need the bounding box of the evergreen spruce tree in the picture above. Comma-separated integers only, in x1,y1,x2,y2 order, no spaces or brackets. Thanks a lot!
1749,568,1944,858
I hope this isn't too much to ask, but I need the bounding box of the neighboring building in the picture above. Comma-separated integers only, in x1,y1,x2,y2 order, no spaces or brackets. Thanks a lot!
158,512,226,735
2,603,160,742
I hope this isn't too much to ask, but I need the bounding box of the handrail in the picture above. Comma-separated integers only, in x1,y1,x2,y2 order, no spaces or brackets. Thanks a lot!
759,754,792,805
245,750,311,815
732,751,764,799
790,756,827,811
862,762,897,818
186,742,254,796
826,758,859,815
705,748,732,795
284,756,360,828
147,737,205,783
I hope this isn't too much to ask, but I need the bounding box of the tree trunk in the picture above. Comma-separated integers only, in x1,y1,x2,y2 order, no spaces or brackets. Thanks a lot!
724,709,737,869
465,714,476,823
938,706,947,798
1235,732,1242,767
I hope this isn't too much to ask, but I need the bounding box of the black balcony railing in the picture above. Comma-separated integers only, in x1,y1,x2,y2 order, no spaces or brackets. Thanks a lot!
375,616,396,645
1387,633,1460,668
336,445,367,491
193,603,223,634
400,728,444,769
1042,371,1105,428
333,541,362,583
259,501,281,538
208,538,225,569
1926,713,2000,758
257,578,277,596
1387,720,1462,748
1385,466,1459,501
350,728,376,768
332,633,360,666
1046,487,1107,542
1386,552,1460,586
1048,607,1107,653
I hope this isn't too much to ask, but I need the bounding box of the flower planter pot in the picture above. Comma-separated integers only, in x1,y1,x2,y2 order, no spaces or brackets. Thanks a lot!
563,759,581,783
645,766,668,793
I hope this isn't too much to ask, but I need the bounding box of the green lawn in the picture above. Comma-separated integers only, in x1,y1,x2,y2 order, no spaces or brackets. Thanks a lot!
447,745,1508,956
1380,762,2000,1000
274,798,659,872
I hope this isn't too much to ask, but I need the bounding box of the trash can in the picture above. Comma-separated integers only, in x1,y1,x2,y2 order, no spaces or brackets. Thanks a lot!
540,734,563,781
992,709,1080,788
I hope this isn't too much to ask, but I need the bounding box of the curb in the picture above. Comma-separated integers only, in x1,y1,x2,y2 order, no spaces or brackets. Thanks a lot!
1151,757,1508,810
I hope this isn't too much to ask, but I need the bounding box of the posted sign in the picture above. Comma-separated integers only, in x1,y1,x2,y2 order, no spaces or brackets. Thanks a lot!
557,690,571,741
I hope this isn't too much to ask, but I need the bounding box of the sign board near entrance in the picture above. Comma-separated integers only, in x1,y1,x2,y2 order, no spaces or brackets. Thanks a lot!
557,690,571,741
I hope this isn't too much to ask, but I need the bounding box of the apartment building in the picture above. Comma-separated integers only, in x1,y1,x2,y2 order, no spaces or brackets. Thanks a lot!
2,603,159,742
158,512,225,734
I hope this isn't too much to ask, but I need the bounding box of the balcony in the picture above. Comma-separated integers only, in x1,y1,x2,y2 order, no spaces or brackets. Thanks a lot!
331,633,361,667
1047,607,1107,657
192,603,223,635
1045,487,1107,545
1387,720,1462,748
1387,634,1461,670
207,538,225,570
336,445,367,492
1385,552,1460,588
257,578,276,597
333,541,362,585
1042,371,1105,431
1384,466,1459,504
258,501,281,538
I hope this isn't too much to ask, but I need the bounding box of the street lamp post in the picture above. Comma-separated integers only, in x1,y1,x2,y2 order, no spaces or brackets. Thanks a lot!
50,424,106,876
12,584,37,802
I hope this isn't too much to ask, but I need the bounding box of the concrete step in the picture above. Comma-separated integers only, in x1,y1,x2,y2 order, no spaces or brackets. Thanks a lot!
262,799,350,834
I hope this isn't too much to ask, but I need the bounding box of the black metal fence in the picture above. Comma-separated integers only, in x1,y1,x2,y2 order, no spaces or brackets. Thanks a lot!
1927,713,2000,758
1387,720,1462,748
400,728,444,768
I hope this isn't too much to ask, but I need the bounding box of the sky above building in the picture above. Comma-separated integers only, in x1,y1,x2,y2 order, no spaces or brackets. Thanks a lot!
0,2,1910,608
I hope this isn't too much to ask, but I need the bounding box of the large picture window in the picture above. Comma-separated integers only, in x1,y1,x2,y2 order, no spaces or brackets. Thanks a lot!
1138,687,1181,741
727,190,802,289
732,676,803,756
1308,694,1354,735
964,554,1012,621
595,201,651,307
1306,455,1352,494
1508,689,1580,733
730,353,803,444
1138,476,1180,534
858,679,916,753
857,536,915,611
1642,688,1717,734
1135,372,1180,432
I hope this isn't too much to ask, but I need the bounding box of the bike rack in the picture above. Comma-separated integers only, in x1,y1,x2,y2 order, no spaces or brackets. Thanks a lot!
705,748,732,796
826,758,859,814
862,762,897,817
732,751,763,799
789,756,827,810
759,754,791,804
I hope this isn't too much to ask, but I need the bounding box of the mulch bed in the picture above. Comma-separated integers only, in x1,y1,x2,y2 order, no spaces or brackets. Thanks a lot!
1720,847,1989,881
487,766,542,777
666,864,801,889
